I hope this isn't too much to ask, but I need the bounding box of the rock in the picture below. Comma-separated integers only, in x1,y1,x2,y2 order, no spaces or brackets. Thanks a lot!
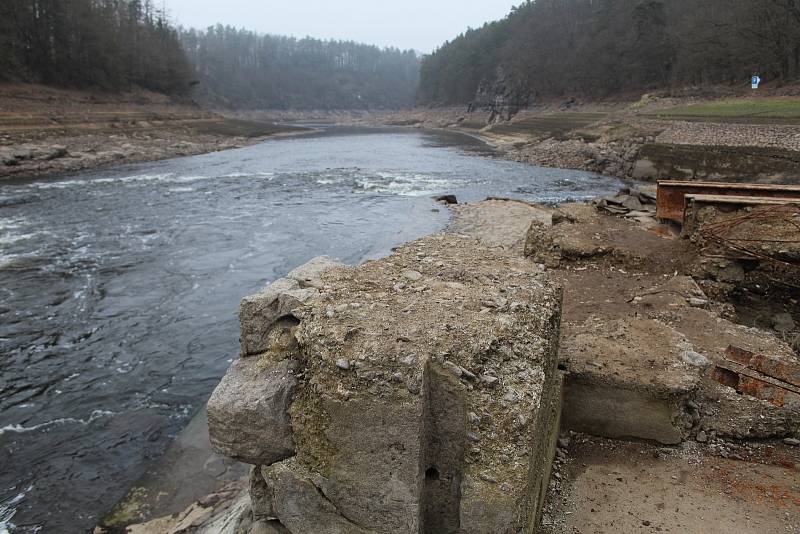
207,358,297,465
680,350,710,369
772,313,796,333
194,491,252,534
250,467,275,520
442,360,463,378
620,195,643,211
784,438,800,446
480,374,499,388
264,460,372,534
551,209,577,226
402,270,423,282
696,430,708,443
688,297,708,308
12,149,34,161
239,277,318,356
45,145,69,160
434,194,458,205
287,256,344,289
557,437,571,449
336,358,350,370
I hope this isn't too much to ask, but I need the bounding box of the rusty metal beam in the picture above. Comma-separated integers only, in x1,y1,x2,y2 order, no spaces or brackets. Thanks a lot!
709,345,800,407
710,365,792,407
725,346,800,389
656,181,800,223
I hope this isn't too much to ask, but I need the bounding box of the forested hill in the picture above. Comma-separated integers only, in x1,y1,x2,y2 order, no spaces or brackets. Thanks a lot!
0,0,192,94
418,0,800,106
179,27,420,110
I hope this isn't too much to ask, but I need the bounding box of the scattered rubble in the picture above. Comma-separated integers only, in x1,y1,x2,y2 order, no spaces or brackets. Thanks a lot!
592,186,657,220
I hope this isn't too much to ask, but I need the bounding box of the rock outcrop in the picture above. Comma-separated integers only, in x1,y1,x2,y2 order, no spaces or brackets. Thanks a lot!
207,235,564,534
470,67,530,123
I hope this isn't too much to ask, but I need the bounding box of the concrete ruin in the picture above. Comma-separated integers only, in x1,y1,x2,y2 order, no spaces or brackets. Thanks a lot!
523,201,800,447
207,234,564,534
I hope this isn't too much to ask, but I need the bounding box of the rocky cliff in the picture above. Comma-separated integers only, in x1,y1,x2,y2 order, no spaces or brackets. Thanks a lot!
469,67,530,123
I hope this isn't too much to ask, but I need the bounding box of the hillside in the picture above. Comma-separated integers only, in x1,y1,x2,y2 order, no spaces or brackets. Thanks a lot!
0,0,191,94
180,27,420,110
418,0,800,111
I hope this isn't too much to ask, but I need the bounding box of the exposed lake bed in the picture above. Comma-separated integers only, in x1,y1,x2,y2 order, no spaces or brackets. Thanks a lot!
0,127,623,533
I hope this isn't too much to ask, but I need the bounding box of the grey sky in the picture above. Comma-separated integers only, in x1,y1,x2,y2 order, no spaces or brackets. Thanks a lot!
164,0,520,53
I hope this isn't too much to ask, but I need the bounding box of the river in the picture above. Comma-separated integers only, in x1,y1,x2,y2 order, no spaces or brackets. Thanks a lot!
0,126,623,533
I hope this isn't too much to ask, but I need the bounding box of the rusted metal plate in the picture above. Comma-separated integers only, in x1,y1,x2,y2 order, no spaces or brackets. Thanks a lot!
725,346,800,388
656,181,800,223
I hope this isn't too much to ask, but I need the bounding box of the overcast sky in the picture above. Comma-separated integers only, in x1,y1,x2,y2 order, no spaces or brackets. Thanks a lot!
164,0,520,52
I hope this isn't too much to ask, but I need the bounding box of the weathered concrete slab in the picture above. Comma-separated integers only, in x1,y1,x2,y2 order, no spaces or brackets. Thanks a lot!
287,235,563,533
208,235,564,533
559,272,800,443
561,317,700,444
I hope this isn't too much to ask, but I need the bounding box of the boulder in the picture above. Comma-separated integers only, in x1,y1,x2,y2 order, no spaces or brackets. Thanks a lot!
211,235,563,533
208,358,297,465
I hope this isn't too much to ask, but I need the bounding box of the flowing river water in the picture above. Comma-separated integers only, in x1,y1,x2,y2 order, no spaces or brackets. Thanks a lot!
0,126,623,533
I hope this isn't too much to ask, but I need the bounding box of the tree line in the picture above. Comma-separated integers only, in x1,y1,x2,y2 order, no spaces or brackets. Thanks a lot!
0,0,192,94
418,0,800,106
178,26,420,110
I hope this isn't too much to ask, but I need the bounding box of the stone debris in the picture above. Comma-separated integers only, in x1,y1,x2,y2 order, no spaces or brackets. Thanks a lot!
206,235,564,533
592,186,657,219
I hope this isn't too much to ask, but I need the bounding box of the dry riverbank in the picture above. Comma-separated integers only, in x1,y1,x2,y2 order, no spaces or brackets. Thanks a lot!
0,84,306,181
350,92,800,184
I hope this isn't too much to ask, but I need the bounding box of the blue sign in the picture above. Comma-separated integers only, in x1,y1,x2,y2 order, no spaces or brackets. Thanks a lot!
751,75,761,89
